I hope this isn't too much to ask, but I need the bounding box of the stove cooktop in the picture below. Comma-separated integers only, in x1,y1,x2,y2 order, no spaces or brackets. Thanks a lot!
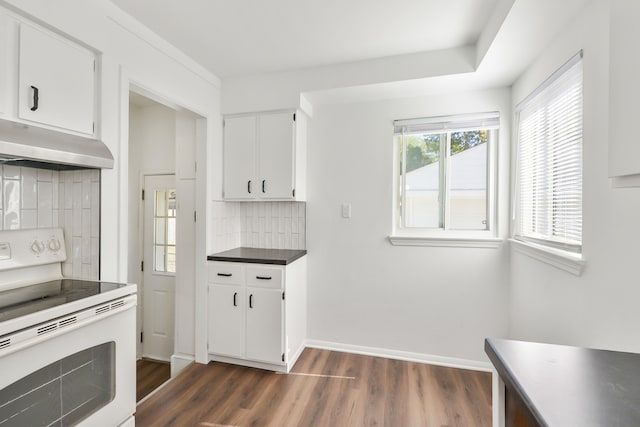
0,279,134,323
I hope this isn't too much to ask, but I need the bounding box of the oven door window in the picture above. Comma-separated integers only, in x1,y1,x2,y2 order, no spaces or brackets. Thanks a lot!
0,341,115,426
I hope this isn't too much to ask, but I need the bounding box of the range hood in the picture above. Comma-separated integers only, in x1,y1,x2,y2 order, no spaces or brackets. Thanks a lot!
0,119,114,170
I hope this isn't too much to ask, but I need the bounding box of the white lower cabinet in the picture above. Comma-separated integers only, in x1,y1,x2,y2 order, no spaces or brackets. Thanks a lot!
245,287,283,364
207,285,243,358
207,257,306,372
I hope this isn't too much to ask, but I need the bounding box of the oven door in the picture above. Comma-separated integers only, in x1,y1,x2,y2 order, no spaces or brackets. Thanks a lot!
0,298,136,427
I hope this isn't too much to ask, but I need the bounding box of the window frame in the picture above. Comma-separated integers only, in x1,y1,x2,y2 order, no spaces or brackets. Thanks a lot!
390,112,501,246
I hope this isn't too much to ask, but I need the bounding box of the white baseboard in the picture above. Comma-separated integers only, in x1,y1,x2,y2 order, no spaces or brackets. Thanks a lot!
171,353,195,377
305,340,492,372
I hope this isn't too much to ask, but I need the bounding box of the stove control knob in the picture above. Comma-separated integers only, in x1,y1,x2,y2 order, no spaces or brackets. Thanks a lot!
48,239,61,252
30,240,45,255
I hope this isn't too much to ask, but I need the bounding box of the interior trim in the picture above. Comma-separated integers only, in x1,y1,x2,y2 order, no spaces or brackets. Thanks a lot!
388,235,503,248
509,238,585,276
305,340,493,372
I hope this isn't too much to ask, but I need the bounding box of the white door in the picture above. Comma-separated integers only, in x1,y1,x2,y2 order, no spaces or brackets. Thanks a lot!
258,112,295,199
223,115,257,199
18,23,95,134
245,287,283,364
142,174,176,361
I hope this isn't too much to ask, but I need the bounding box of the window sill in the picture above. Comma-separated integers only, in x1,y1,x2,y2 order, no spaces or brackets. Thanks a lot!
388,235,503,248
509,238,585,276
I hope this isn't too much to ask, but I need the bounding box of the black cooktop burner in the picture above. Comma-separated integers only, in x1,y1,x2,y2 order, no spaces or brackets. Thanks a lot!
0,279,130,322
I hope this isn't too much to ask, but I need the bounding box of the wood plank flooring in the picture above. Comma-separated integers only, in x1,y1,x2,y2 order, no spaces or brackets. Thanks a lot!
137,358,171,402
135,348,492,426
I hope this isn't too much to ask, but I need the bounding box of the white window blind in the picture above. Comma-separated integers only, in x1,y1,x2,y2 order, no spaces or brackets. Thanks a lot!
515,53,583,252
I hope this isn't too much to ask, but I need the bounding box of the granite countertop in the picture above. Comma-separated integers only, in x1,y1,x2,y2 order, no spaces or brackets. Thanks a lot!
207,247,307,265
485,338,640,426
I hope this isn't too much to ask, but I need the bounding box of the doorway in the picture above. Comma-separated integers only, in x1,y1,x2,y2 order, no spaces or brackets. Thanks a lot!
127,89,200,400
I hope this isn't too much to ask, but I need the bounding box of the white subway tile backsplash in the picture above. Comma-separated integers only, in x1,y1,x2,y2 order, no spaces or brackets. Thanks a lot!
37,169,52,182
82,234,91,265
22,209,37,229
52,174,59,210
3,165,20,180
21,168,38,209
72,237,82,277
0,166,100,280
72,207,82,237
4,179,20,230
72,182,82,212
82,210,91,250
225,201,307,250
82,177,91,209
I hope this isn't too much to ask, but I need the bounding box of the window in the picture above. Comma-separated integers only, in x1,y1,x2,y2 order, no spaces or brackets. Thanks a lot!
393,113,499,237
514,53,583,254
154,189,177,273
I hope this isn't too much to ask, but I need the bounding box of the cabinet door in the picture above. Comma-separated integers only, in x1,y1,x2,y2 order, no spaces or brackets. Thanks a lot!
0,13,11,117
245,287,283,364
609,2,640,178
208,285,244,358
223,115,257,199
258,112,295,199
18,23,95,135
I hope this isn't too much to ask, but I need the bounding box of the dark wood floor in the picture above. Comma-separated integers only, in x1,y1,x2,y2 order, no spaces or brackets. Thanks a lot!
137,358,171,402
135,348,492,426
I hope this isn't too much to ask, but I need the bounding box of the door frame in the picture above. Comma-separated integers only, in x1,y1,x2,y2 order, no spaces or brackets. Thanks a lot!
122,73,210,371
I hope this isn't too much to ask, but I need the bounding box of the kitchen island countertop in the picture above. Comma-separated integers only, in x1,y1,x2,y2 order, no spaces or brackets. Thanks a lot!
207,247,306,265
485,338,640,426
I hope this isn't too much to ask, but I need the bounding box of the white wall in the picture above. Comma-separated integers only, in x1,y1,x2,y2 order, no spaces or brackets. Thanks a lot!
307,88,511,363
509,0,640,352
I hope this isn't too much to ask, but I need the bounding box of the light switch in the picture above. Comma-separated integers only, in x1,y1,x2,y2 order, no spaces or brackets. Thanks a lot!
341,203,351,218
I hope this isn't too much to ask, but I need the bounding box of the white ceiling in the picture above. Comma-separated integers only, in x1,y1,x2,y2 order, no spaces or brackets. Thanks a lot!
109,0,500,79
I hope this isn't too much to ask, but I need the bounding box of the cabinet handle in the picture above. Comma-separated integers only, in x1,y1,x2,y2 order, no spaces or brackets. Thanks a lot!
249,294,253,308
247,180,252,194
262,180,266,193
217,273,232,277
256,276,272,280
30,85,39,111
233,292,238,307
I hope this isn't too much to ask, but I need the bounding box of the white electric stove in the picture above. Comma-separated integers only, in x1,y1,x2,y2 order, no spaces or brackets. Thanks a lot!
0,227,137,427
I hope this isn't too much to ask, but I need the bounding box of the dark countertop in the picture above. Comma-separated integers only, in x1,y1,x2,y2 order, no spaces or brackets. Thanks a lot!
485,338,640,427
207,247,307,265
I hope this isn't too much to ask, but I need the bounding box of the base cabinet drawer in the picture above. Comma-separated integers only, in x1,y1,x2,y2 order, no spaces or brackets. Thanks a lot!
208,262,244,285
246,266,283,289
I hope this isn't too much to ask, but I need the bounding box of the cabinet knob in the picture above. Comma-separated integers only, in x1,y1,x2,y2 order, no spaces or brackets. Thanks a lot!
249,294,253,308
30,85,39,111
262,180,266,193
233,292,238,307
256,276,272,280
247,180,252,194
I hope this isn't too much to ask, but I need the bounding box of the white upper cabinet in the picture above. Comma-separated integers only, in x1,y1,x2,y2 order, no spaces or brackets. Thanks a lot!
258,112,295,199
18,23,95,135
223,110,306,201
223,115,257,199
0,13,11,117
